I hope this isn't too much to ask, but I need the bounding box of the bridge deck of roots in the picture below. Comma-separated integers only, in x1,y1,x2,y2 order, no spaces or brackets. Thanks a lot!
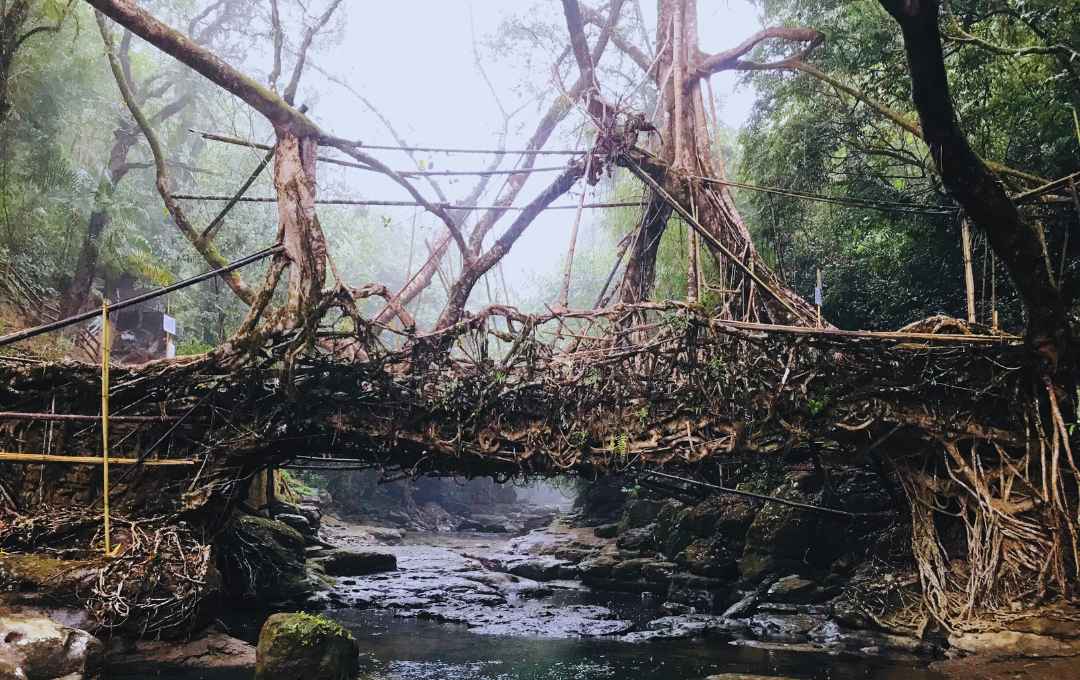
2,301,1075,634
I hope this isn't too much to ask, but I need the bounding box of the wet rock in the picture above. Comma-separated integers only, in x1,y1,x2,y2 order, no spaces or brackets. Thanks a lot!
255,613,359,680
641,560,677,584
504,556,570,581
0,555,97,604
0,613,102,680
739,482,825,583
721,590,759,619
831,596,877,630
660,601,694,615
1008,609,1080,638
578,553,619,580
675,536,739,579
123,632,255,670
619,499,664,531
551,546,596,563
277,513,313,536
766,574,822,603
706,675,799,680
367,526,405,544
667,573,731,612
746,612,826,643
593,523,619,539
809,620,937,656
610,557,656,581
316,549,397,576
417,601,631,638
218,513,318,602
756,602,830,615
948,630,1080,657
459,514,514,533
616,525,656,552
477,604,631,637
622,614,747,642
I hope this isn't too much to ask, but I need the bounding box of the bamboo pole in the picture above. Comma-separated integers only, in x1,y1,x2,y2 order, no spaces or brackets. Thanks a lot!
0,412,178,423
101,301,111,556
558,153,594,308
0,452,195,465
960,218,976,323
815,268,823,328
991,252,999,331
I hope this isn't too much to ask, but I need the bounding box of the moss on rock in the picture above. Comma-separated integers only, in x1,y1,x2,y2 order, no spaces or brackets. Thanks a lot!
0,553,99,599
255,612,359,680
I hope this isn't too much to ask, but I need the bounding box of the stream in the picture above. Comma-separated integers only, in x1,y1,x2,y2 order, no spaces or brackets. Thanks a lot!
108,518,944,680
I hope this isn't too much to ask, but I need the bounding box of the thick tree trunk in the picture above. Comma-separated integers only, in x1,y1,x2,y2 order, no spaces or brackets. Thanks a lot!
618,0,818,326
272,132,326,316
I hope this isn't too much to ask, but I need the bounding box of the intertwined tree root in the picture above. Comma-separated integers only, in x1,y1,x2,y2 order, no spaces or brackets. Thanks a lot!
1,304,1076,633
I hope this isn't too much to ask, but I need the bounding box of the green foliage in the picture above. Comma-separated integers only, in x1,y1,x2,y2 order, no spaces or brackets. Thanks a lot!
737,0,1077,331
176,337,213,356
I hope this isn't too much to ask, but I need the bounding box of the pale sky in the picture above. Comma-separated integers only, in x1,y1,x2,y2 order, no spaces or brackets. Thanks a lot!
266,0,765,305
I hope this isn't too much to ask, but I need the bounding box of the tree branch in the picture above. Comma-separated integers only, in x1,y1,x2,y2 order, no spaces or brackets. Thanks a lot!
435,163,586,330
267,0,283,90
690,27,823,82
86,0,320,137
96,10,254,305
282,0,343,105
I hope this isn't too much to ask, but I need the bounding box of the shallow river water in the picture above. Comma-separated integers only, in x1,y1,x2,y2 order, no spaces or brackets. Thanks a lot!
110,526,944,680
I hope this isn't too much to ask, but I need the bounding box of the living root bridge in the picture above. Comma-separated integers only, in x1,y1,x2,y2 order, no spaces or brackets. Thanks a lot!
4,303,1075,630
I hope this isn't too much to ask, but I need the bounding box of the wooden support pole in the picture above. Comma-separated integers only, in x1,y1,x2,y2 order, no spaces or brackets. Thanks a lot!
101,301,112,556
687,229,700,304
0,412,179,423
991,251,999,331
0,452,195,465
960,218,976,324
815,268,823,328
558,153,594,308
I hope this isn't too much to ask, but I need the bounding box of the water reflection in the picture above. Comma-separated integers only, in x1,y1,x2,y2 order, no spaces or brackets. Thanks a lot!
332,608,942,680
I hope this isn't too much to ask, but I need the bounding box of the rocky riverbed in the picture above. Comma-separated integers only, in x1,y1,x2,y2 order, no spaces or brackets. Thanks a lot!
307,512,942,662
5,475,1080,679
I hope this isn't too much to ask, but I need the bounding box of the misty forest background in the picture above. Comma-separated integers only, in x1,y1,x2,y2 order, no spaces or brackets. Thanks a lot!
0,0,1076,358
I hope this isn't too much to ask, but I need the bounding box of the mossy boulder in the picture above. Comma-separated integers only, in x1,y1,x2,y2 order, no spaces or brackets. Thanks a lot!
0,554,98,603
216,513,314,602
676,536,740,579
739,482,824,583
255,612,359,680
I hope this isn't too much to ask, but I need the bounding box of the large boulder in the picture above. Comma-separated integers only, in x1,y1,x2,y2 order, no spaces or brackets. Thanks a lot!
675,536,739,579
618,499,664,531
315,549,397,577
616,525,656,552
0,613,102,680
738,480,825,583
667,573,731,612
948,630,1080,657
255,613,359,680
766,574,823,604
217,513,315,602
654,495,756,560
0,555,98,605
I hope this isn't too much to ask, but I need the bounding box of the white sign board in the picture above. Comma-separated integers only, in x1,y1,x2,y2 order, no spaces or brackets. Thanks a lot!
163,314,177,335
